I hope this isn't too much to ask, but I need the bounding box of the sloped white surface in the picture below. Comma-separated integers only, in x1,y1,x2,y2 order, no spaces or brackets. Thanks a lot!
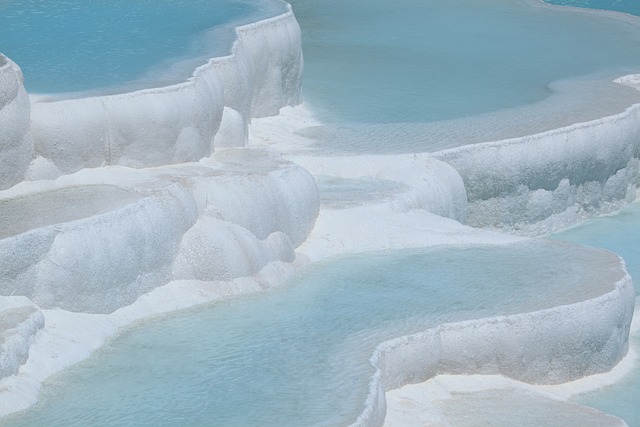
0,148,318,314
0,56,32,190
0,297,44,379
436,96,640,235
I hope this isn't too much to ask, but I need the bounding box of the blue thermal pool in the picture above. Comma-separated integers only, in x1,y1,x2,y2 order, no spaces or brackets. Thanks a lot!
288,0,640,153
0,0,285,94
1,240,624,427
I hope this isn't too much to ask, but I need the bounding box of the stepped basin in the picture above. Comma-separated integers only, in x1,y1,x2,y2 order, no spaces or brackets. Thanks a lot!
2,239,633,427
0,147,318,315
288,0,640,153
0,183,188,313
0,185,142,239
12,0,304,175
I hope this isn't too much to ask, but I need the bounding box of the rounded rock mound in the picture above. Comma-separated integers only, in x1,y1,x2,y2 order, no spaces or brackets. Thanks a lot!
0,55,33,190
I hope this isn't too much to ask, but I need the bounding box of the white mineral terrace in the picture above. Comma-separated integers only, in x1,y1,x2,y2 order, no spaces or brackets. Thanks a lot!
0,2,639,426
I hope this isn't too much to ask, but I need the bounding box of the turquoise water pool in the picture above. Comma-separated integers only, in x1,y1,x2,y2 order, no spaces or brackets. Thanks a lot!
1,241,619,427
0,0,285,94
287,0,640,153
290,0,640,123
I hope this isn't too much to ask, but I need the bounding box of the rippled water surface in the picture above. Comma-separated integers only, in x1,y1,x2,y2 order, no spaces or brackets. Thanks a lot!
287,0,640,153
2,241,620,427
2,0,639,425
0,0,285,93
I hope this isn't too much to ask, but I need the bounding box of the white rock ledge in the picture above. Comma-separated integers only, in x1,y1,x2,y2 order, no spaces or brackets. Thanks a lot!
0,148,318,314
0,297,44,379
27,5,302,176
435,93,640,235
352,255,635,427
0,55,33,190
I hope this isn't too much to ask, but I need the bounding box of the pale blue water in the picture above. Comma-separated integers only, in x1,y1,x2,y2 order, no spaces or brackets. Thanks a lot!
2,0,639,425
1,241,620,427
291,0,640,120
287,0,640,153
552,201,640,294
0,0,285,94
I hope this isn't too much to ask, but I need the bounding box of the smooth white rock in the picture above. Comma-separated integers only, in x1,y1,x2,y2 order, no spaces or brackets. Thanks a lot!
0,55,33,190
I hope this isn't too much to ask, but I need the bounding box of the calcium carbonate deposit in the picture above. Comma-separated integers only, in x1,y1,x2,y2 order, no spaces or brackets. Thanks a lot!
0,0,639,425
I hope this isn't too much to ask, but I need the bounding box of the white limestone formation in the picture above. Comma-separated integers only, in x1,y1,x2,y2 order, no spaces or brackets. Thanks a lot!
0,55,33,190
436,100,640,235
0,297,44,379
29,7,303,175
352,250,634,426
0,148,318,314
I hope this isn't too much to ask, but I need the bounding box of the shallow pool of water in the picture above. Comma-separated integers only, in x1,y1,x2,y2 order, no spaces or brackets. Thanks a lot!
287,0,640,153
0,186,142,239
2,240,622,427
0,0,285,94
